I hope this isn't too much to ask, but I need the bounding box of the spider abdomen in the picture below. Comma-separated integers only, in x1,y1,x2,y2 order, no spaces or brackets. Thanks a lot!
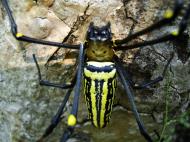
84,61,117,128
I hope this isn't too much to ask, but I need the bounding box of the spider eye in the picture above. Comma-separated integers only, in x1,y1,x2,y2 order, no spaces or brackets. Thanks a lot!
94,31,98,34
86,23,112,41
103,50,107,54
102,31,106,35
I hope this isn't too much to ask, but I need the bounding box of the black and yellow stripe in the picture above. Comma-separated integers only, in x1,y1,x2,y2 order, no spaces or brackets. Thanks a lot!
84,61,117,128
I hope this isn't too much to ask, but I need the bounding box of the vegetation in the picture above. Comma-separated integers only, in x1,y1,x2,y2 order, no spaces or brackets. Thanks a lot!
158,72,190,142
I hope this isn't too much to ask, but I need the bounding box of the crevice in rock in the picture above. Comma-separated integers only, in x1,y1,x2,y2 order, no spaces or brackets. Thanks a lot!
173,33,190,64
122,0,138,23
45,3,91,67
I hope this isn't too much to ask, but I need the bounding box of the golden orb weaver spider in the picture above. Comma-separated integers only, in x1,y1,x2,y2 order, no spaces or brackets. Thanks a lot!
2,0,190,141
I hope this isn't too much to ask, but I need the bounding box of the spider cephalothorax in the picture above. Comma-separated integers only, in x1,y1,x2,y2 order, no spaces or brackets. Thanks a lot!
86,22,114,61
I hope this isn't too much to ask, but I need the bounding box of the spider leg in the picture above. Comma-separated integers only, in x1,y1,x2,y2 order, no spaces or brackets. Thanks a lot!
33,54,76,89
60,126,74,142
114,55,153,142
36,88,73,142
133,53,174,89
115,1,190,50
114,0,183,46
60,43,85,142
114,52,173,90
2,0,79,49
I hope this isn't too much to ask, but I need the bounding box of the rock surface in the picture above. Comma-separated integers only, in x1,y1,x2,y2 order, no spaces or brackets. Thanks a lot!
0,0,189,142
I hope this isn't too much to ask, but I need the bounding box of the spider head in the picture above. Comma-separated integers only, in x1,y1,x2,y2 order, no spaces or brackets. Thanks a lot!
86,22,112,42
85,22,114,62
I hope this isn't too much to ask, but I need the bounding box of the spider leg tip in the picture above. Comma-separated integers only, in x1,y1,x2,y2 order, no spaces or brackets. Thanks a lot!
164,9,174,19
16,33,23,38
68,114,77,126
171,28,179,36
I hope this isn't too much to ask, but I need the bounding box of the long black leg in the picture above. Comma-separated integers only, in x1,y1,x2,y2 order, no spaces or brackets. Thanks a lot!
60,43,85,142
114,56,153,142
1,0,79,49
37,88,73,142
33,54,76,89
114,1,190,50
125,53,173,89
113,54,173,90
114,0,183,46
115,34,175,50
60,126,74,142
133,53,174,89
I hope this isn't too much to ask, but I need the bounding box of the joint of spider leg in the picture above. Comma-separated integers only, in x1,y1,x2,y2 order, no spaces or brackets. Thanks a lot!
39,80,44,85
171,28,180,36
163,9,174,19
11,24,18,36
16,32,24,38
67,114,77,126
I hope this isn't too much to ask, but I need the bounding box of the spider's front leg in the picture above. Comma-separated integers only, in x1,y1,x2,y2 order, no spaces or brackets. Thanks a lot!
37,88,73,142
60,43,85,142
34,44,84,142
1,0,79,49
114,0,183,46
114,0,190,50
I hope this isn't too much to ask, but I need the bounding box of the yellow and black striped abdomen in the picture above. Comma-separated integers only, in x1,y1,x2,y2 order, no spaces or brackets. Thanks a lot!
84,61,117,128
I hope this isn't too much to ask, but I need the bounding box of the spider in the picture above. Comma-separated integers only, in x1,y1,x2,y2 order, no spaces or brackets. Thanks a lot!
2,0,190,142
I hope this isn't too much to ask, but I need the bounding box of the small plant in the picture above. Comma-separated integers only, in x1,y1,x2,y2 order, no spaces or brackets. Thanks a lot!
159,72,190,142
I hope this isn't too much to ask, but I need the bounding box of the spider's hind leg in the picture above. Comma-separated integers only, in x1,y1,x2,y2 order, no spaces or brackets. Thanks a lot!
37,43,85,142
114,55,153,142
60,43,85,142
37,89,73,142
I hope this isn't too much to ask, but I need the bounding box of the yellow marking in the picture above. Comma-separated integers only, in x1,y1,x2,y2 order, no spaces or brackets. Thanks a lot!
100,81,108,128
84,81,91,119
171,29,179,36
87,61,114,68
84,61,117,128
90,80,98,127
67,114,76,126
84,68,116,81
16,33,24,38
109,79,116,116
84,79,87,106
164,9,174,19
